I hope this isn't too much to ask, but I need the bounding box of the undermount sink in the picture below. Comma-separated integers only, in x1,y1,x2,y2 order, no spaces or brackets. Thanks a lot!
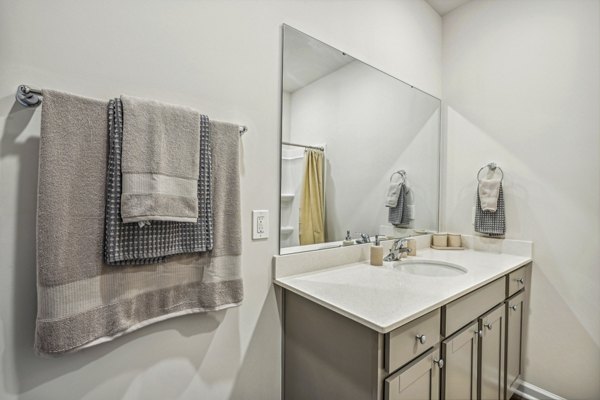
391,259,467,277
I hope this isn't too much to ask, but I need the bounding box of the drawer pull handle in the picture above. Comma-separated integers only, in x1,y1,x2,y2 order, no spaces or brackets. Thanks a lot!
415,334,427,344
514,277,524,285
433,358,444,369
475,329,483,338
510,304,518,311
485,322,493,330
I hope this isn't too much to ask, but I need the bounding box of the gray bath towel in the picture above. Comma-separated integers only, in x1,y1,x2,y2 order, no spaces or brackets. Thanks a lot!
36,90,242,356
120,95,201,223
474,184,506,237
104,99,213,265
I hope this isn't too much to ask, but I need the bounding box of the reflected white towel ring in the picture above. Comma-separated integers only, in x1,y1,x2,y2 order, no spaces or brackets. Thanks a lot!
390,169,406,183
477,162,503,182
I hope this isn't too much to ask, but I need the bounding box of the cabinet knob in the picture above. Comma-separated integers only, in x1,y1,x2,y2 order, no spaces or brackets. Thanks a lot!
510,304,518,311
514,277,524,285
433,358,444,369
485,322,493,330
415,334,427,345
475,329,483,338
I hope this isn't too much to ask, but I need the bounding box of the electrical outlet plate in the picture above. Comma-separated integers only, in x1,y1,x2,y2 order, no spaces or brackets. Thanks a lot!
252,210,269,240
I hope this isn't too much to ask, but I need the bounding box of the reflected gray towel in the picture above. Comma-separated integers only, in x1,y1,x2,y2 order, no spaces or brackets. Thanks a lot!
120,95,201,223
388,184,409,226
474,184,506,237
104,99,213,265
36,89,242,356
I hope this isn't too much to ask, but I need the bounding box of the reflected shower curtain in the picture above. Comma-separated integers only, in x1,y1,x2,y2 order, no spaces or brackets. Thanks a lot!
299,149,325,245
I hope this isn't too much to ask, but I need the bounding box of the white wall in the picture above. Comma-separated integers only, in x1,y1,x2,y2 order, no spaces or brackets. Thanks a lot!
442,1,600,399
0,1,442,399
288,61,441,242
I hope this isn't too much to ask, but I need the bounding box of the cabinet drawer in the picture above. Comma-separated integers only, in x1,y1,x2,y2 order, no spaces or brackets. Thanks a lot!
385,347,440,400
385,309,440,372
443,278,505,336
507,266,527,297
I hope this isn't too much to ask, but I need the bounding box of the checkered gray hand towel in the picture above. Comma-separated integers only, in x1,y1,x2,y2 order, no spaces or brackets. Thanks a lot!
388,183,410,227
474,183,506,237
104,99,213,265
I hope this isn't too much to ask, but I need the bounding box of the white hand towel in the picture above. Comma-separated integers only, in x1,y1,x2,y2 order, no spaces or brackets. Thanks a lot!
385,173,404,207
478,178,502,212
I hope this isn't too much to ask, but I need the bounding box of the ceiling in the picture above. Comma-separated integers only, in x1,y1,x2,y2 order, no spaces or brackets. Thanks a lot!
425,0,471,16
283,26,354,93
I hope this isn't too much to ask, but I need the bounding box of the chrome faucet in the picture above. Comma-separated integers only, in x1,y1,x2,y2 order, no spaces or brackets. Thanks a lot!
384,238,411,261
355,233,371,244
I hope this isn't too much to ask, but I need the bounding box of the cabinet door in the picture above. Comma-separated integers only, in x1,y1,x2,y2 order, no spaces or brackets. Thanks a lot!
442,321,478,400
479,303,505,400
505,291,524,399
385,347,441,400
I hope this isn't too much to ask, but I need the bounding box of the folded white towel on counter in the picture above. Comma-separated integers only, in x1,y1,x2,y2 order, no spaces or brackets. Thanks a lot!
385,173,404,207
478,176,502,212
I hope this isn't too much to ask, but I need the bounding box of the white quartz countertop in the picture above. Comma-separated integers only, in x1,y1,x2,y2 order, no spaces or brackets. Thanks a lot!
274,248,531,333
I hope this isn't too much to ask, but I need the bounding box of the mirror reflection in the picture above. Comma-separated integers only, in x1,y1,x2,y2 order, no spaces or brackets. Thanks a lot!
280,25,441,254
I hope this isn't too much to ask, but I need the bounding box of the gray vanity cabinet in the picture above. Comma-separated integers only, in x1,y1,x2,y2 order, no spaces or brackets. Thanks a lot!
385,347,441,400
283,291,382,400
442,321,479,400
441,303,506,400
440,273,519,400
505,290,525,399
282,263,532,400
479,304,505,400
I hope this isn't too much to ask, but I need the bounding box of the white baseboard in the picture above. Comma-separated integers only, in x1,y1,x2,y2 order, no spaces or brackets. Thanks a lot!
513,380,566,400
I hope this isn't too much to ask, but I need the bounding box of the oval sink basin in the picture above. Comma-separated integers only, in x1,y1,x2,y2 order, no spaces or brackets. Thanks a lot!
392,260,467,277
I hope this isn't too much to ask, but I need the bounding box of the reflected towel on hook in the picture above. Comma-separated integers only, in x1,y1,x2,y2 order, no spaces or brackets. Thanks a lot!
388,184,410,226
405,188,415,221
385,172,404,207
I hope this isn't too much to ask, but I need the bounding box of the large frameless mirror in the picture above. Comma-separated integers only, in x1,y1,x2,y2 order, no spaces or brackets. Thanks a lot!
279,25,441,254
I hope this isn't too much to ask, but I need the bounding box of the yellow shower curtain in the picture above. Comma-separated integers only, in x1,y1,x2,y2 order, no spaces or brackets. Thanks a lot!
299,149,325,245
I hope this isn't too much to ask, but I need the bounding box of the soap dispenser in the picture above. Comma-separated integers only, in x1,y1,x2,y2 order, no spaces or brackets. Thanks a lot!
370,235,384,266
343,231,354,246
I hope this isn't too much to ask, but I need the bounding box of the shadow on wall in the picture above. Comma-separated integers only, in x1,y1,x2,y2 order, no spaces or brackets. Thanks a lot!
0,97,235,397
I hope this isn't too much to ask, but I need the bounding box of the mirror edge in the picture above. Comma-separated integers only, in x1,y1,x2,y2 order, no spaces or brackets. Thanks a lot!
278,23,442,256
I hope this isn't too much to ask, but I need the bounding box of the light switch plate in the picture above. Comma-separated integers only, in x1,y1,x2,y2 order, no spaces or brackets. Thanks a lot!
252,210,269,240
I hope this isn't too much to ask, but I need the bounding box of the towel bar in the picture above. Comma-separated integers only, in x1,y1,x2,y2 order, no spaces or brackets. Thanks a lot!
16,84,248,135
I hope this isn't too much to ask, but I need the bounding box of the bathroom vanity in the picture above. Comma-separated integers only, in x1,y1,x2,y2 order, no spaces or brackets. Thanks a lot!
274,238,532,400
276,26,532,400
